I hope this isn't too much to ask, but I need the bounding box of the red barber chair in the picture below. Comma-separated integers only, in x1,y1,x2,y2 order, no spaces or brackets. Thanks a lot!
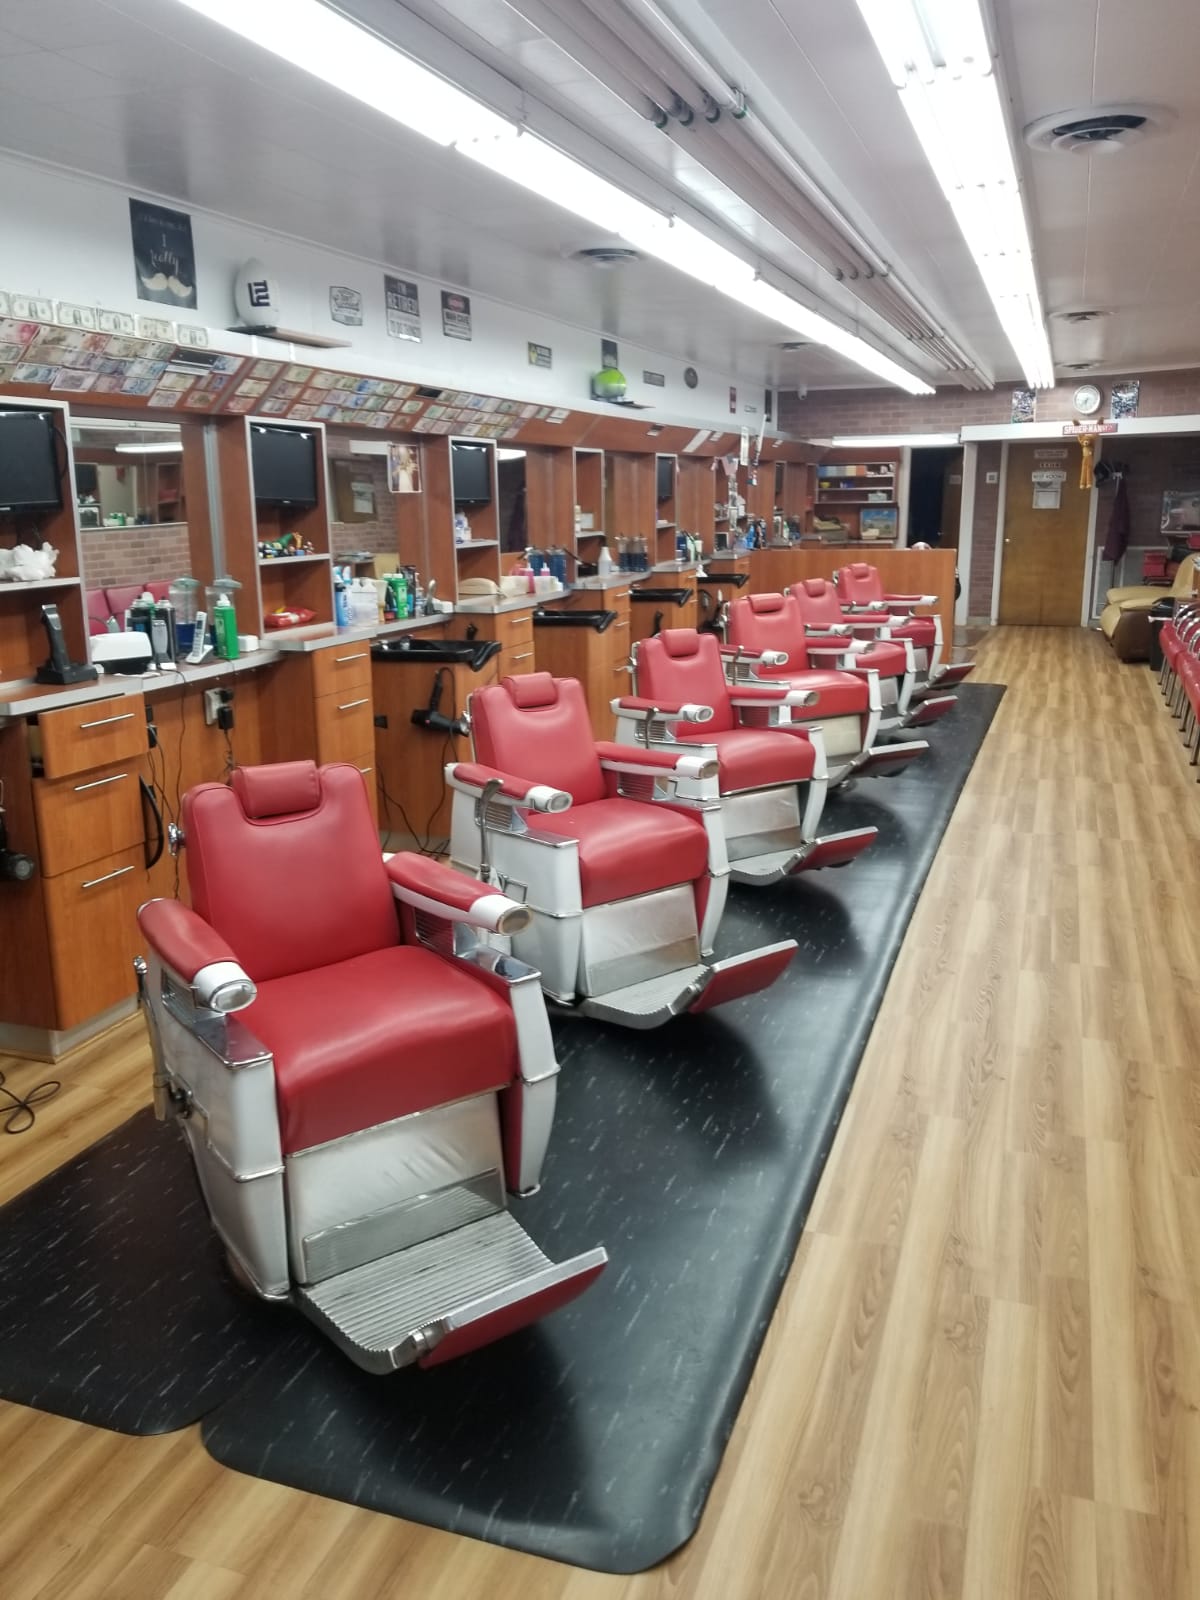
786,578,955,730
135,760,606,1373
449,673,795,1028
833,562,975,691
624,628,878,881
725,591,928,782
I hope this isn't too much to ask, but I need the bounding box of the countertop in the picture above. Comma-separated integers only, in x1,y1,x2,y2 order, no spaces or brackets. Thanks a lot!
453,594,546,615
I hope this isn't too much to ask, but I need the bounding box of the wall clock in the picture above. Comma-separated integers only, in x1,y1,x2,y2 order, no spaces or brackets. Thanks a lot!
683,366,699,389
1073,382,1102,416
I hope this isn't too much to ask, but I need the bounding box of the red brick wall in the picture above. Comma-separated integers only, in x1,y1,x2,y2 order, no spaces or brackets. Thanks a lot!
779,369,1200,437
81,521,190,591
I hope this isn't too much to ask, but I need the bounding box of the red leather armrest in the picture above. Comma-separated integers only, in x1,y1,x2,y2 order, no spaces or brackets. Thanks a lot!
386,854,530,933
595,741,706,772
138,898,237,984
883,592,936,606
447,762,569,811
727,683,788,702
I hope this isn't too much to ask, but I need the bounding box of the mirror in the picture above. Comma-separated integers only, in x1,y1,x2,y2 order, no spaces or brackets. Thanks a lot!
326,435,395,580
496,446,527,552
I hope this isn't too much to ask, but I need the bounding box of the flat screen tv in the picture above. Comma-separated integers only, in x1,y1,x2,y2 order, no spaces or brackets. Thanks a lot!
250,424,318,507
0,409,63,514
451,442,491,504
656,455,674,503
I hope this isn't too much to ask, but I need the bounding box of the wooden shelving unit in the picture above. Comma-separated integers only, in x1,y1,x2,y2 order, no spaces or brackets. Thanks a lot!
676,454,716,552
216,415,334,634
0,398,87,683
572,448,606,555
811,451,900,541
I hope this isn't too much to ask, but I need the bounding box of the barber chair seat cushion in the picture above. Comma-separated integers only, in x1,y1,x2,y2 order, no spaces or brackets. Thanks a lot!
676,725,815,794
848,639,909,677
244,944,517,1154
786,669,869,718
534,797,709,907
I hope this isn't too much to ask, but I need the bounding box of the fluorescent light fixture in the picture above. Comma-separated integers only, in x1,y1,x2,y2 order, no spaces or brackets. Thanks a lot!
172,0,934,395
496,448,527,460
72,418,179,433
831,432,959,447
114,442,184,454
854,0,1053,388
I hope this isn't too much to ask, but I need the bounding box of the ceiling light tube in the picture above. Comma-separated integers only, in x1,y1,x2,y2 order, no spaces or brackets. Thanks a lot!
174,0,934,393
114,442,185,453
854,0,1053,388
831,432,960,447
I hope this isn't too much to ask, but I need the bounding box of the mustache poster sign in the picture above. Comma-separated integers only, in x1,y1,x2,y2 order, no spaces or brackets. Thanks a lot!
129,199,197,309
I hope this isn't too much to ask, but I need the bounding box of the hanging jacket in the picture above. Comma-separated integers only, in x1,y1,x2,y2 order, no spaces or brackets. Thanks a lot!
1103,475,1131,564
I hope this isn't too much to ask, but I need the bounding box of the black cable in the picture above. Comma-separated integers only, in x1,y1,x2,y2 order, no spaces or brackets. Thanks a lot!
0,1069,60,1134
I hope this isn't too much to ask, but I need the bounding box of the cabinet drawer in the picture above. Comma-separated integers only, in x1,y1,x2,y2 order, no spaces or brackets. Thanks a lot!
33,764,144,878
349,748,380,831
315,691,376,765
44,844,143,1030
504,643,536,676
37,695,146,780
310,643,373,698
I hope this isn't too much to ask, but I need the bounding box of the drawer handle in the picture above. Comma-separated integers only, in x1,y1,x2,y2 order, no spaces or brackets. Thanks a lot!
81,864,135,890
78,712,135,731
510,651,534,661
337,698,370,712
73,772,129,793
334,652,369,663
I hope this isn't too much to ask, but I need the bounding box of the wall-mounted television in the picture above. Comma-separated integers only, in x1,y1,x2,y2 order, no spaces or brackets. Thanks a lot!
451,442,491,504
0,408,63,514
656,455,674,503
250,423,318,507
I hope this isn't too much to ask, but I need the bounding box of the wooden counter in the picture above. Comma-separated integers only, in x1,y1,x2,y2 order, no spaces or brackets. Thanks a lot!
741,546,957,645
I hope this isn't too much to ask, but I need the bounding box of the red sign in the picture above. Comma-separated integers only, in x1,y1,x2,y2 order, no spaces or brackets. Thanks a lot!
1062,421,1117,435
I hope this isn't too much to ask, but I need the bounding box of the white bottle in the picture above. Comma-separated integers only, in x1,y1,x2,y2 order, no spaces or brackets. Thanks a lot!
597,543,613,577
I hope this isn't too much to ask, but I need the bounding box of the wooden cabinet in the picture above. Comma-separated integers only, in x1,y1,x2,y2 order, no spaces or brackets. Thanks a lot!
259,649,377,778
314,690,375,766
37,693,146,779
628,584,698,646
310,641,373,698
534,587,631,738
33,763,144,879
43,844,144,1030
456,606,537,677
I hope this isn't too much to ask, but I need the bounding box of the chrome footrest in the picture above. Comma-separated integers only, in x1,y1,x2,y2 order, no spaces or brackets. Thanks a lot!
296,1211,605,1373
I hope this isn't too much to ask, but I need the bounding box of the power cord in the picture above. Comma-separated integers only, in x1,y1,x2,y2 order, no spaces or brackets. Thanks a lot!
0,1069,61,1134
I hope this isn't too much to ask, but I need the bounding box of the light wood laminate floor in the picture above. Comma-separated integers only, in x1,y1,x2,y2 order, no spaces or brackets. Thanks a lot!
2,626,1198,1600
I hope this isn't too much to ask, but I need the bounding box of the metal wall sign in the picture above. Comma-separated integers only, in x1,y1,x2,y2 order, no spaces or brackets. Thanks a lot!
384,276,421,342
441,291,471,341
643,370,665,387
329,286,363,326
528,341,552,369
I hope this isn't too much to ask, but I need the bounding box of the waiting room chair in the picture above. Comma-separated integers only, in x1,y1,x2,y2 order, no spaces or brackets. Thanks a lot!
136,759,607,1373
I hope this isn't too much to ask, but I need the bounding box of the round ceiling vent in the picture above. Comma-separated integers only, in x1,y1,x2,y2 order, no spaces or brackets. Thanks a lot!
570,245,642,268
1051,308,1111,324
1060,360,1101,372
1025,104,1168,155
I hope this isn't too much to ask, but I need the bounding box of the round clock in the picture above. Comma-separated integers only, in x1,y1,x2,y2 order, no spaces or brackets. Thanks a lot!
683,366,699,389
1073,382,1102,416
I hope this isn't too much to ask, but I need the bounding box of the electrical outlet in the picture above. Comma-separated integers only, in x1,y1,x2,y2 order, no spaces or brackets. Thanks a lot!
986,471,999,484
204,687,233,726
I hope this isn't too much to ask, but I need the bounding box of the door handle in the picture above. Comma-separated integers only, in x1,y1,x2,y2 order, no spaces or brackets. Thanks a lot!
81,864,135,890
73,772,129,792
336,698,370,712
78,712,135,730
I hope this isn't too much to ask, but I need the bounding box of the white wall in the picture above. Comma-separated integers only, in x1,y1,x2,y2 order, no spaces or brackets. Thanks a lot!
0,152,768,436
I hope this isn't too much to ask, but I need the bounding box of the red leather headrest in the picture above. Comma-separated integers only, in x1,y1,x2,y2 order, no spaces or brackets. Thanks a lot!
505,672,558,708
847,563,871,576
801,579,828,597
659,628,701,658
232,761,321,820
748,593,786,614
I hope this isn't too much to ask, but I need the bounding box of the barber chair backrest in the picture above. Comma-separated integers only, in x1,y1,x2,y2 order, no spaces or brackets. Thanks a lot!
471,674,606,806
635,629,735,730
834,563,883,605
184,761,399,983
790,577,851,630
727,592,808,675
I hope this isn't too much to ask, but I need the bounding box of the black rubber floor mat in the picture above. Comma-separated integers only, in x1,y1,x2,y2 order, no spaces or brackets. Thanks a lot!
199,683,1005,1571
0,1109,284,1433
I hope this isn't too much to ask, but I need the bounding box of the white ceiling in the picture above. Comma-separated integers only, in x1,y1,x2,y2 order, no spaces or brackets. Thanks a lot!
0,0,1194,390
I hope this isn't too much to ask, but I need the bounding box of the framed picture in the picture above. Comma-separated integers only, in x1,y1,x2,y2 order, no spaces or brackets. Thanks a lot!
387,443,421,494
130,199,197,309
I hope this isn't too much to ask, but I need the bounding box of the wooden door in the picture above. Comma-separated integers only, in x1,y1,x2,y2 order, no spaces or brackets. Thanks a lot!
998,444,1091,625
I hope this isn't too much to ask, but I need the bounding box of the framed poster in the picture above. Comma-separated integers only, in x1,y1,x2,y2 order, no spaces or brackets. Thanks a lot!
130,199,197,308
441,291,472,341
387,443,421,494
385,276,421,342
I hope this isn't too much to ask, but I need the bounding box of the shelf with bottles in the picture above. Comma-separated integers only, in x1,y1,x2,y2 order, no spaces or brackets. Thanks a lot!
573,448,605,549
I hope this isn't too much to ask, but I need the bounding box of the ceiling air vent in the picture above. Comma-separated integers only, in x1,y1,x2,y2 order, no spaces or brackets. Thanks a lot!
1052,309,1110,324
571,245,641,268
1025,104,1166,155
1061,360,1101,372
